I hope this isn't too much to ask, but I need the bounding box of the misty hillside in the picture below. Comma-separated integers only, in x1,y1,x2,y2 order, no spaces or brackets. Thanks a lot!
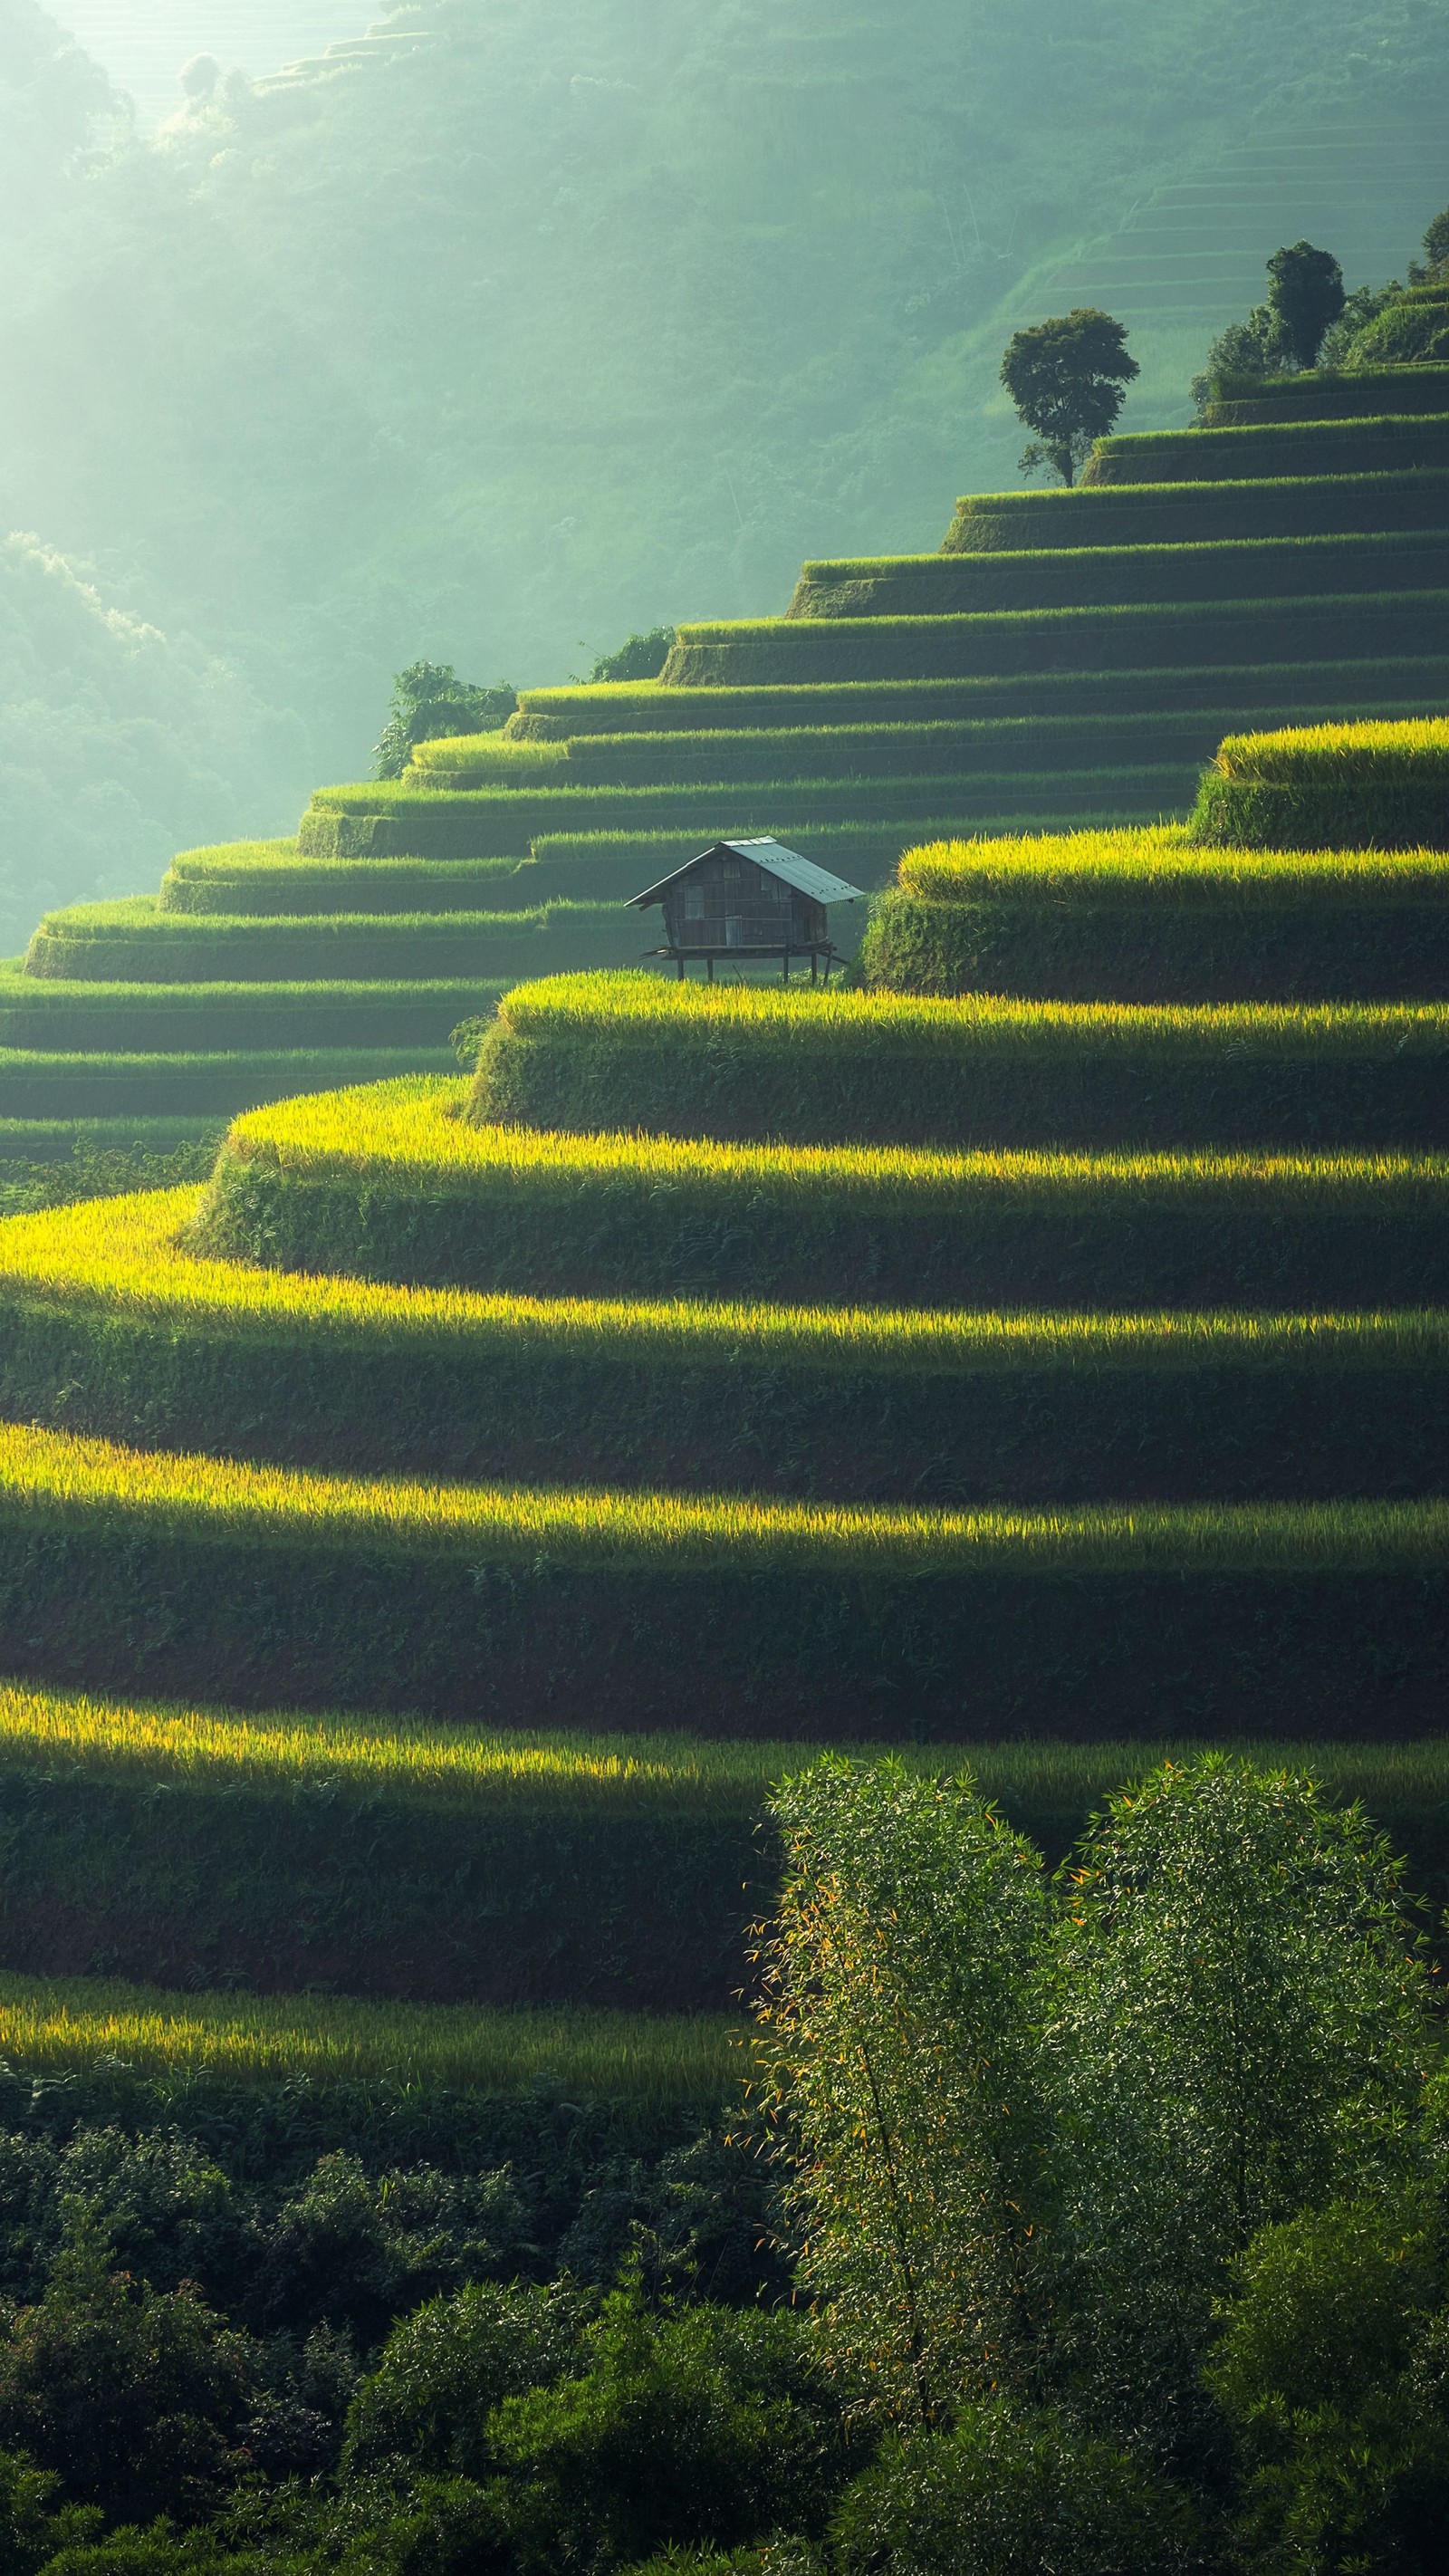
2,0,1447,933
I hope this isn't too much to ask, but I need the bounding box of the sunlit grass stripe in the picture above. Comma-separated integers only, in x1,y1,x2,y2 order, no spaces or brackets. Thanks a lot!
513,659,1449,736
940,470,1449,551
5,1677,1449,1830
0,1975,737,2100
2,1418,1447,1575
5,1193,1447,1508
159,855,526,918
895,826,1449,903
782,530,1449,621
204,1081,1449,1206
660,595,1449,687
10,1187,1449,1377
490,970,1449,1056
475,973,1449,1151
186,1080,1449,1307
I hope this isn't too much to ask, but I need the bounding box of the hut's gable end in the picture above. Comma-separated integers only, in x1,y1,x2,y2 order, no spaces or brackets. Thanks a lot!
629,839,862,956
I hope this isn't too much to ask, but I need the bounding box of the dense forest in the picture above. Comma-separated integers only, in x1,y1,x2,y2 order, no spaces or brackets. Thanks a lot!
1,0,1448,934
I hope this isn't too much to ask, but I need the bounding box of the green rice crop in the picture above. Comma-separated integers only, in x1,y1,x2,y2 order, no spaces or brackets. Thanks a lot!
1192,716,1449,851
0,1048,456,1119
0,1974,737,2101
472,970,1449,1149
24,901,638,985
5,1674,1449,1831
1204,370,1449,427
893,825,1449,904
15,1183,1449,1376
294,769,1190,865
940,470,1449,551
660,595,1449,688
0,1120,223,1167
0,980,509,1054
513,658,1449,736
5,1188,1449,1504
3,1414,1449,1576
0,1414,1440,1733
7,1687,1449,2014
1082,414,1449,487
786,530,1449,621
186,1079,1449,1309
159,854,527,917
398,709,1409,796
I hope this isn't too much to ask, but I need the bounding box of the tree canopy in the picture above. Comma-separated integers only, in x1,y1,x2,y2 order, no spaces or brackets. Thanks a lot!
998,308,1138,485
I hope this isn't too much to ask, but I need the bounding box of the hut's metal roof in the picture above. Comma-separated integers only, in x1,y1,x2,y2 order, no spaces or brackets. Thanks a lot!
628,839,865,908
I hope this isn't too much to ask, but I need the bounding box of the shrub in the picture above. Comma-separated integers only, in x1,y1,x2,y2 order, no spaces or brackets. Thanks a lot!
1206,2194,1449,2573
480,2289,847,2572
343,2281,589,2483
0,2225,256,2524
829,2404,1199,2576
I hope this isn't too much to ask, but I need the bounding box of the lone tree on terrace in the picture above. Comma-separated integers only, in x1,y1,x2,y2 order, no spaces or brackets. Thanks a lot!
1000,307,1138,486
1266,240,1346,370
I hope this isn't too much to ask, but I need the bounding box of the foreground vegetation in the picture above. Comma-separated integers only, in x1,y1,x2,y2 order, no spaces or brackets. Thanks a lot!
0,1754,1443,2574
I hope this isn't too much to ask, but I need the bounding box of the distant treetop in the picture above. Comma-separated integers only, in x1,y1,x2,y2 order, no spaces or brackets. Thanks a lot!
372,660,516,780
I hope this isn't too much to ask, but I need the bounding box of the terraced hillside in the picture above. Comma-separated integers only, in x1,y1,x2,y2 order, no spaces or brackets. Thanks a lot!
8,335,1449,1165
0,717,1446,2067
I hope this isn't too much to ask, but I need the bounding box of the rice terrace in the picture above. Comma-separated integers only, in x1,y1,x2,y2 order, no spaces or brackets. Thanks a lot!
3,2,1449,2567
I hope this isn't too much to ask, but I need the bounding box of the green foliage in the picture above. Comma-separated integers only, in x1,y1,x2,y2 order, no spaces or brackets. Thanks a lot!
999,310,1139,485
753,1761,1051,2423
1206,2192,1449,2574
827,2404,1200,2576
1050,1758,1432,2446
586,630,677,686
0,2444,98,2574
373,664,518,783
342,2282,588,2483
0,2222,257,2524
1267,243,1347,371
476,2287,847,2571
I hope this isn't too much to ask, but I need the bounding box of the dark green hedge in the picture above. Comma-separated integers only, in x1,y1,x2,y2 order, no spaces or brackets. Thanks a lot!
662,596,1449,687
474,1008,1449,1153
789,531,1449,620
940,471,1449,553
5,1288,1449,1506
189,1147,1449,1311
1191,771,1449,852
859,889,1449,1005
0,1507,1445,1736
